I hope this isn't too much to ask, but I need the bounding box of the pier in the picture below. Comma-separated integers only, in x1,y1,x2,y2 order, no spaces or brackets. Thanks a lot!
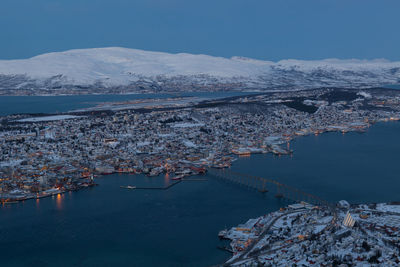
133,180,182,190
208,169,330,207
125,178,208,191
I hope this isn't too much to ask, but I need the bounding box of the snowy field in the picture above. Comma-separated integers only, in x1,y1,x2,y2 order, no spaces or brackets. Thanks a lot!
16,115,84,122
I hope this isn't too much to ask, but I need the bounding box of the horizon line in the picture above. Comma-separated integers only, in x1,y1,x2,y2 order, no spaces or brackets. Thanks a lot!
0,46,397,64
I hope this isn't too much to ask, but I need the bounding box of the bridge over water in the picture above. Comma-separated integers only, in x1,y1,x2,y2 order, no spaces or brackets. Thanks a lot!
208,169,330,207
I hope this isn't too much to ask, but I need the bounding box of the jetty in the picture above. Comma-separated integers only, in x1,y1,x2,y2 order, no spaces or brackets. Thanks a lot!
128,180,182,190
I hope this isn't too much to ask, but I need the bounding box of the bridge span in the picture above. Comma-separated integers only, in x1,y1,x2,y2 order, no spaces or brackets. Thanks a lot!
208,168,330,207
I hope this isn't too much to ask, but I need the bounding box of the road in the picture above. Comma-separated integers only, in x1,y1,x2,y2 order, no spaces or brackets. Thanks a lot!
224,209,307,266
225,206,338,266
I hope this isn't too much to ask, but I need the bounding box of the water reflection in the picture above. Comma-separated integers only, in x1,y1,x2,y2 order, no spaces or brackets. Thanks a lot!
164,173,170,185
56,193,63,210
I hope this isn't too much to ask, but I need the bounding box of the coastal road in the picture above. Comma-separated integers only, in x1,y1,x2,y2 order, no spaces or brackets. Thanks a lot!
224,209,307,266
229,210,338,266
225,206,339,266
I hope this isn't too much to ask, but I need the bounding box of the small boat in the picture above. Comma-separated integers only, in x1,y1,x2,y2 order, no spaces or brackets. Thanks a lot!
171,174,185,180
218,229,228,238
120,185,136,189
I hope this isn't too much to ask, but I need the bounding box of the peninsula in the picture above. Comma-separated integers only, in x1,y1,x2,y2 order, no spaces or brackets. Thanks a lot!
1,87,399,203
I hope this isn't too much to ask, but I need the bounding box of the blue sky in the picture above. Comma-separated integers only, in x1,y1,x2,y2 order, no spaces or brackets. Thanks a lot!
1,0,399,61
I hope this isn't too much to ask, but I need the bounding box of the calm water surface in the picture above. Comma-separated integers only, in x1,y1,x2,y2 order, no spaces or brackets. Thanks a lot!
0,92,252,116
384,84,400,90
1,122,400,266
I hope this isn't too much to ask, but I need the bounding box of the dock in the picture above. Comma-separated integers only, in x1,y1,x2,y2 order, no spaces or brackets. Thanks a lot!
181,178,208,181
121,177,209,191
128,180,182,190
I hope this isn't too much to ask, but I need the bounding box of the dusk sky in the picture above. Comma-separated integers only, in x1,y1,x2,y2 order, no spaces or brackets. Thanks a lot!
1,0,399,61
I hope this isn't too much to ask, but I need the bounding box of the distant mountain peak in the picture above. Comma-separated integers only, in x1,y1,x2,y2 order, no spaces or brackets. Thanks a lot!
0,47,399,95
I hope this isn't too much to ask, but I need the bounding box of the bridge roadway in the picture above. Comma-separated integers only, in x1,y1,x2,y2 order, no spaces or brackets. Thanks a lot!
208,169,330,207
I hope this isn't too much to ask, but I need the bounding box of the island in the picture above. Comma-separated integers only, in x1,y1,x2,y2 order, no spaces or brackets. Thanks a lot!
1,87,400,203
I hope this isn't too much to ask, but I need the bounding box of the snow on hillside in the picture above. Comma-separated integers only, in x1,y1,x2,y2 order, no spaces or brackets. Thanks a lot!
0,47,399,94
0,47,273,85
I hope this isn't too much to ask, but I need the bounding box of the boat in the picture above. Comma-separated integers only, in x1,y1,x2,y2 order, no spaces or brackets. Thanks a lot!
171,174,185,180
218,229,228,238
120,185,136,189
189,166,207,173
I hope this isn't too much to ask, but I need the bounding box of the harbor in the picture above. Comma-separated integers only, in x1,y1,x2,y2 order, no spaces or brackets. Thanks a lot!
2,122,400,266
2,88,400,204
1,1,399,265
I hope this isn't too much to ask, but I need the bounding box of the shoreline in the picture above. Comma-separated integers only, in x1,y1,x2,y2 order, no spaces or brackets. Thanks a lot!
1,119,396,205
220,201,400,265
1,88,400,206
1,180,97,204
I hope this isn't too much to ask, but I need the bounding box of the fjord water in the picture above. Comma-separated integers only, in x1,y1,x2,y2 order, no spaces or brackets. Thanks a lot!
0,92,250,116
1,123,400,266
384,84,400,90
231,122,400,204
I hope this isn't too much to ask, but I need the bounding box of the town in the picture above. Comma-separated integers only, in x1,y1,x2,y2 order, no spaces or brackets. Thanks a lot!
1,87,400,204
219,201,400,266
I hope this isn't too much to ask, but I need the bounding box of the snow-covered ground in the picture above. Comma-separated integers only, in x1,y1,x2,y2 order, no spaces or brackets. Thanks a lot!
0,159,23,167
16,115,84,122
376,203,400,214
221,202,400,266
0,47,399,93
171,122,205,128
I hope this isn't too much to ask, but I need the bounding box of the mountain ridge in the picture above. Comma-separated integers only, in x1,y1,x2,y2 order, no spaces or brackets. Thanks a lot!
0,47,399,95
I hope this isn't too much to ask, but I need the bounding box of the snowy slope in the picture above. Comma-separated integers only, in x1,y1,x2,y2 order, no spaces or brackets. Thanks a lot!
0,47,399,94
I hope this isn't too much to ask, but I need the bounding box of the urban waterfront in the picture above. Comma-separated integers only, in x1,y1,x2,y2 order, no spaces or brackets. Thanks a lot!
2,0,400,265
1,122,400,267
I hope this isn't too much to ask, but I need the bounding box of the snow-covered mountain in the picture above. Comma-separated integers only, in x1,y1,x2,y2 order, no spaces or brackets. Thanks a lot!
0,47,399,95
